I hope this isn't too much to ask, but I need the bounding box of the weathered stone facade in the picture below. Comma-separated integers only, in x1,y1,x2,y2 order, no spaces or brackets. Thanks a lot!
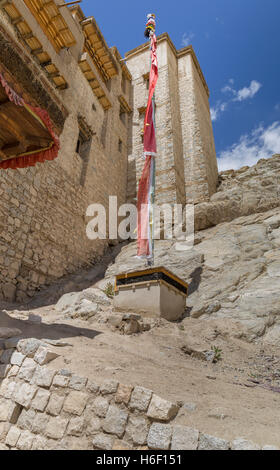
0,2,218,302
0,2,132,302
125,33,218,206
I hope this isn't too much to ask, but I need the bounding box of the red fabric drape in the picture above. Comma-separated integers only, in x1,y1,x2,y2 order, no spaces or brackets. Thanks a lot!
0,73,60,170
143,34,158,156
137,33,158,258
137,155,152,257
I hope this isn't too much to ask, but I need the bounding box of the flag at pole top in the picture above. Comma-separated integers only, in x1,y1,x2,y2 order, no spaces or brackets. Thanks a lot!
137,14,158,261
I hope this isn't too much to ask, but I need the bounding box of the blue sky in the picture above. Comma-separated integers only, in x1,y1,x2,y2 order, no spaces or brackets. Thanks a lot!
82,0,280,170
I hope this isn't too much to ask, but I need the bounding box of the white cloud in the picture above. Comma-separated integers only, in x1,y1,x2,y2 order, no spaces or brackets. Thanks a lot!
234,80,262,102
210,101,228,121
218,121,280,171
182,32,194,47
211,79,262,122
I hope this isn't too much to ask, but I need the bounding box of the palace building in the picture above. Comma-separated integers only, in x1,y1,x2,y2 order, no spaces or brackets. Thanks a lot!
0,1,217,302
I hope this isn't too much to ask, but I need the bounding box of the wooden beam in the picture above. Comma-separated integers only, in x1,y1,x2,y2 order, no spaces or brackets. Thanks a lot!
1,142,27,157
31,47,43,56
58,0,82,8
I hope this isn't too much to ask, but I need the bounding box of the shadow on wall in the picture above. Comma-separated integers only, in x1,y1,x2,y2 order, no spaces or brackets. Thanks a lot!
183,266,203,319
2,242,128,311
0,310,101,342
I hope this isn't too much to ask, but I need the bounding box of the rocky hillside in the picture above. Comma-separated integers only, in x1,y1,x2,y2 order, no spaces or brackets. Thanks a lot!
195,153,280,230
105,154,280,345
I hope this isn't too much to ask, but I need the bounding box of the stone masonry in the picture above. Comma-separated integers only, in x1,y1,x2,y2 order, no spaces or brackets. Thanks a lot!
0,3,132,302
0,3,218,302
125,33,218,206
0,336,277,451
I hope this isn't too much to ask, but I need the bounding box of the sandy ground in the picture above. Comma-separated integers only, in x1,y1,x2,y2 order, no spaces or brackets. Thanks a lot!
1,292,280,448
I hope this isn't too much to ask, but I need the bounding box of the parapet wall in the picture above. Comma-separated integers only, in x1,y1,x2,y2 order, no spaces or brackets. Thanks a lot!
0,337,277,451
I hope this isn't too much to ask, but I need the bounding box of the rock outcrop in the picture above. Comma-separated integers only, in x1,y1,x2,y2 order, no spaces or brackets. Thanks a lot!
104,155,280,345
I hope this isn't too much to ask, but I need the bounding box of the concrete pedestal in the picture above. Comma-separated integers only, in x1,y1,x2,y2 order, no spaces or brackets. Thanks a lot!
114,267,188,322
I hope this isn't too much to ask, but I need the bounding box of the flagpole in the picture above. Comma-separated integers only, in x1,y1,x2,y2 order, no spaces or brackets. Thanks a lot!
148,92,156,267
147,16,156,267
137,14,158,264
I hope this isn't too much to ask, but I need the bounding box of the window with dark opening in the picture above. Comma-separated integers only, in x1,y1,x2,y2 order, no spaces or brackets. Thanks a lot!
118,139,123,153
76,130,88,159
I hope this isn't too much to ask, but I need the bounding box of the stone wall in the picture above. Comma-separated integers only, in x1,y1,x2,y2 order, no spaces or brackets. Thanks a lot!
0,336,277,451
0,6,131,302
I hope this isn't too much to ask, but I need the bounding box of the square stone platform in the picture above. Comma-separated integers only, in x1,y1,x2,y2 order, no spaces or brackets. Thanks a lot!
113,267,188,321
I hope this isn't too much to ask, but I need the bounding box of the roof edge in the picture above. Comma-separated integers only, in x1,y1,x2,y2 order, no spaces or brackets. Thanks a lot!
125,32,209,97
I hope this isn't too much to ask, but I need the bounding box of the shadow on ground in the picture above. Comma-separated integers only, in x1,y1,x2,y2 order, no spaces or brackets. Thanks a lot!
0,310,101,342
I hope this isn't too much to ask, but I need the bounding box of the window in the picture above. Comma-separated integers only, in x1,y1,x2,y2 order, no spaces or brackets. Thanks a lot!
76,130,89,159
120,109,126,125
143,72,150,90
118,139,123,153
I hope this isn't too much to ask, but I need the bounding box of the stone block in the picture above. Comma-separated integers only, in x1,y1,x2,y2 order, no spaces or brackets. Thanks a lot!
67,417,85,436
31,388,50,412
63,391,89,416
5,426,21,447
46,393,65,416
32,435,48,450
45,416,69,440
231,438,261,450
93,396,109,418
10,351,25,366
32,413,49,434
52,373,70,388
0,398,22,424
14,382,37,408
68,375,87,391
113,439,132,450
198,432,230,450
103,405,128,438
87,417,101,435
18,358,37,382
126,416,149,446
34,346,59,366
100,379,119,395
0,422,10,441
17,408,36,431
7,365,19,378
17,338,43,357
87,381,100,394
31,366,56,388
147,395,179,421
115,384,133,405
129,386,153,412
147,423,173,450
92,433,114,450
0,379,16,399
171,425,199,450
16,430,34,450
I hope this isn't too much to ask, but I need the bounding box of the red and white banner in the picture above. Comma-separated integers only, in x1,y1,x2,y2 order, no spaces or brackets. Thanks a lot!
137,34,158,259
